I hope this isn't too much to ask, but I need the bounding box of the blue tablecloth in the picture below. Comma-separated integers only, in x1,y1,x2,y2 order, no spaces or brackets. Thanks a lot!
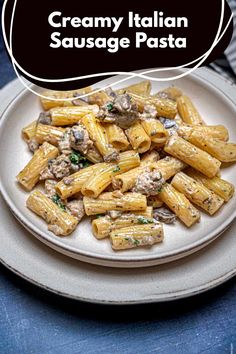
0,11,236,354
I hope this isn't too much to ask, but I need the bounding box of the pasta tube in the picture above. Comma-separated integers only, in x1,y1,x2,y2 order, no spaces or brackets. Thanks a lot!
105,124,130,151
117,80,151,96
147,196,163,208
83,192,147,215
17,142,59,191
177,95,205,125
35,124,65,145
22,121,37,141
156,87,182,101
85,147,103,164
40,87,91,110
113,156,186,192
164,135,221,178
110,223,164,250
159,183,200,227
55,164,101,199
183,130,236,163
55,151,139,199
92,206,153,239
171,172,224,215
186,168,234,202
140,150,160,165
178,124,229,142
125,122,151,153
87,90,110,106
141,119,169,144
128,92,177,118
49,106,99,126
81,150,140,198
151,156,186,180
26,190,78,236
81,114,119,161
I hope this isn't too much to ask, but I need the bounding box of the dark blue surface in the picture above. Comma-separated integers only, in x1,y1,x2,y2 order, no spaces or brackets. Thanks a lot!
0,3,236,352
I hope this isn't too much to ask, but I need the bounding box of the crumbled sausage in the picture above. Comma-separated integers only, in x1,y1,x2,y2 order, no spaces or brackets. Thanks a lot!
159,117,179,135
70,124,93,155
153,207,177,224
44,179,57,198
27,138,39,152
40,154,72,180
107,210,123,219
97,93,139,129
50,155,72,179
133,168,165,196
66,200,85,222
38,112,51,125
104,150,120,163
139,105,157,120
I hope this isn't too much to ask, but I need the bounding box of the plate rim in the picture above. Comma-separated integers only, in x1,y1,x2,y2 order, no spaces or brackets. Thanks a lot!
0,68,236,267
0,252,235,305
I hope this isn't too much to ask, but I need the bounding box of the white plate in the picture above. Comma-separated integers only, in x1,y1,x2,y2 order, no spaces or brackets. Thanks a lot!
0,70,235,304
0,69,236,268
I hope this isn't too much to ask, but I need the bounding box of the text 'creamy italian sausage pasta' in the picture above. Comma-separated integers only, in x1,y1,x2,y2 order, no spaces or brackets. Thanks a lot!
17,80,236,251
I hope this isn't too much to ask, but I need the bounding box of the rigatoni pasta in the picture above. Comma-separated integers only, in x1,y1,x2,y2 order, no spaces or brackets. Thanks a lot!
92,206,153,239
22,121,37,141
83,192,147,216
177,95,205,125
81,150,140,198
81,113,119,161
105,123,130,151
178,124,229,142
110,223,164,250
171,172,224,215
181,129,236,162
186,168,234,202
17,142,59,191
35,124,65,146
27,190,78,236
125,122,151,153
49,106,99,126
128,92,178,118
164,135,221,178
113,156,186,192
159,183,201,227
116,80,151,96
16,80,236,253
141,119,169,144
40,87,92,110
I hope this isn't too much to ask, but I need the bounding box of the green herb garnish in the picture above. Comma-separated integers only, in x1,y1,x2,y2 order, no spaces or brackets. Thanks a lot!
133,239,140,246
82,161,90,168
51,194,66,211
107,102,114,111
95,214,103,219
113,165,121,173
69,151,90,168
137,216,154,225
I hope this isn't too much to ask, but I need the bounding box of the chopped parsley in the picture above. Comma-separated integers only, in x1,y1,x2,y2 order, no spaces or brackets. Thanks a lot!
107,102,114,111
133,239,140,246
51,194,66,211
137,216,154,225
113,165,121,173
95,214,103,219
69,151,90,168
